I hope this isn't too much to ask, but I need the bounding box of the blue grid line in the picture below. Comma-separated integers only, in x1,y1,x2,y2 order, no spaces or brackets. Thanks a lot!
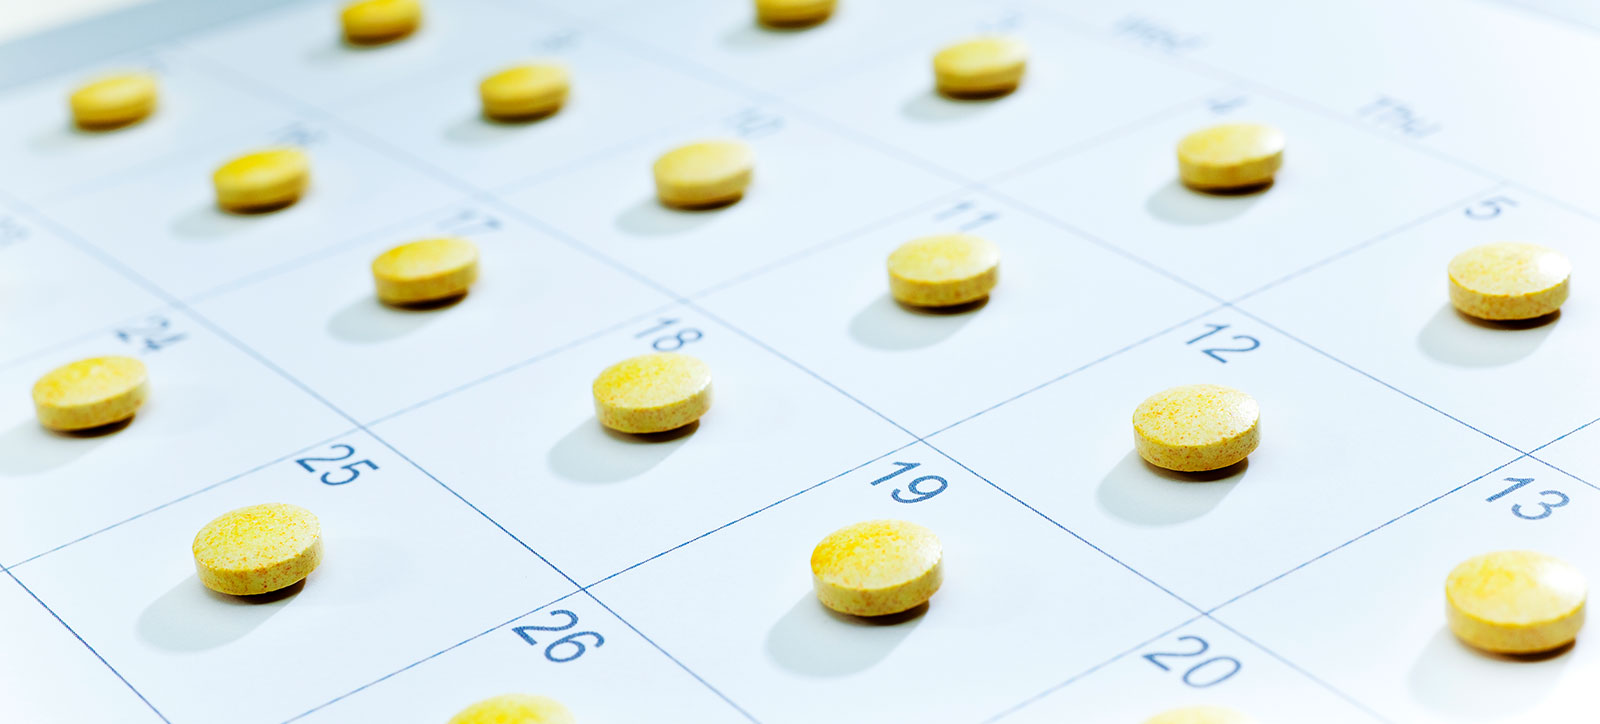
280,588,585,723
0,301,176,372
1204,614,1397,724
4,425,358,570
980,613,1206,724
2,567,172,723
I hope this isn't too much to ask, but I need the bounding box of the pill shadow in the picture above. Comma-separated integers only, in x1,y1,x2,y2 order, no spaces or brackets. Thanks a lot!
1095,451,1244,526
900,89,997,124
547,418,696,484
0,419,116,476
171,202,276,242
1407,627,1570,720
765,592,925,677
445,112,561,146
137,577,303,652
327,295,453,344
614,197,722,238
719,20,817,52
849,294,984,351
1144,179,1266,226
1417,304,1557,368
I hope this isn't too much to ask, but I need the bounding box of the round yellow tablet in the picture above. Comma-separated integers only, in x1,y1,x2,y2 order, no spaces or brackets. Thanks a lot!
193,503,322,596
69,72,158,130
213,148,310,213
653,140,755,209
341,0,422,45
449,694,575,724
1446,550,1587,655
480,63,570,121
812,519,942,617
1176,123,1285,191
1133,384,1260,473
887,234,999,307
755,0,836,27
1448,242,1571,321
592,352,712,434
933,37,1028,98
33,355,148,432
1143,706,1255,724
372,237,479,305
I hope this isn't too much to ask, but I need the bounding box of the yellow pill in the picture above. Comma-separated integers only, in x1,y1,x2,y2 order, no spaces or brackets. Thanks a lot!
192,503,322,596
755,0,836,27
1446,550,1587,655
653,140,755,209
1143,706,1255,724
449,694,575,724
1133,384,1260,473
69,72,158,130
933,37,1028,98
372,237,479,306
592,352,712,434
480,64,570,121
1176,123,1285,191
887,233,999,308
213,148,311,213
812,519,942,617
1448,242,1571,321
341,0,422,45
33,355,148,432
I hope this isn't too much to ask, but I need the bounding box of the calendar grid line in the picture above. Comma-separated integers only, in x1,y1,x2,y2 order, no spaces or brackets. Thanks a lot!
0,301,174,372
979,612,1206,723
280,587,587,723
2,568,172,723
1480,0,1600,37
1205,614,1398,724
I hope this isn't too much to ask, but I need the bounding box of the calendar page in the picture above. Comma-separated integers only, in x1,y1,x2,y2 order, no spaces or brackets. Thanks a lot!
3,1,1599,722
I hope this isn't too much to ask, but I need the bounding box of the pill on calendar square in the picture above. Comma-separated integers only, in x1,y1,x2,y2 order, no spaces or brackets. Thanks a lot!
479,63,570,121
592,352,712,434
1176,123,1284,191
755,0,836,27
1446,550,1586,654
449,695,574,724
1143,706,1254,724
1447,242,1571,321
33,355,148,432
653,140,754,209
213,148,310,213
341,0,422,45
192,503,322,596
887,233,999,308
1133,384,1259,473
933,37,1028,98
69,72,157,130
372,237,479,306
812,519,943,617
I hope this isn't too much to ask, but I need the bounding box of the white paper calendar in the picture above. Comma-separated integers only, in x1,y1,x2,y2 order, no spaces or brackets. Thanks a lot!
4,0,1600,721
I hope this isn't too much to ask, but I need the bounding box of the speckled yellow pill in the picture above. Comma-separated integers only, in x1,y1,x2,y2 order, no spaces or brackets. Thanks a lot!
69,72,157,130
1176,123,1285,191
933,37,1027,98
480,64,570,121
213,148,310,213
372,237,479,305
1448,242,1571,321
812,519,942,617
888,234,999,307
653,140,754,209
449,694,575,724
755,0,835,27
1446,550,1586,655
1133,384,1259,473
193,503,322,596
1143,706,1255,724
342,0,422,44
33,355,148,432
592,352,712,434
